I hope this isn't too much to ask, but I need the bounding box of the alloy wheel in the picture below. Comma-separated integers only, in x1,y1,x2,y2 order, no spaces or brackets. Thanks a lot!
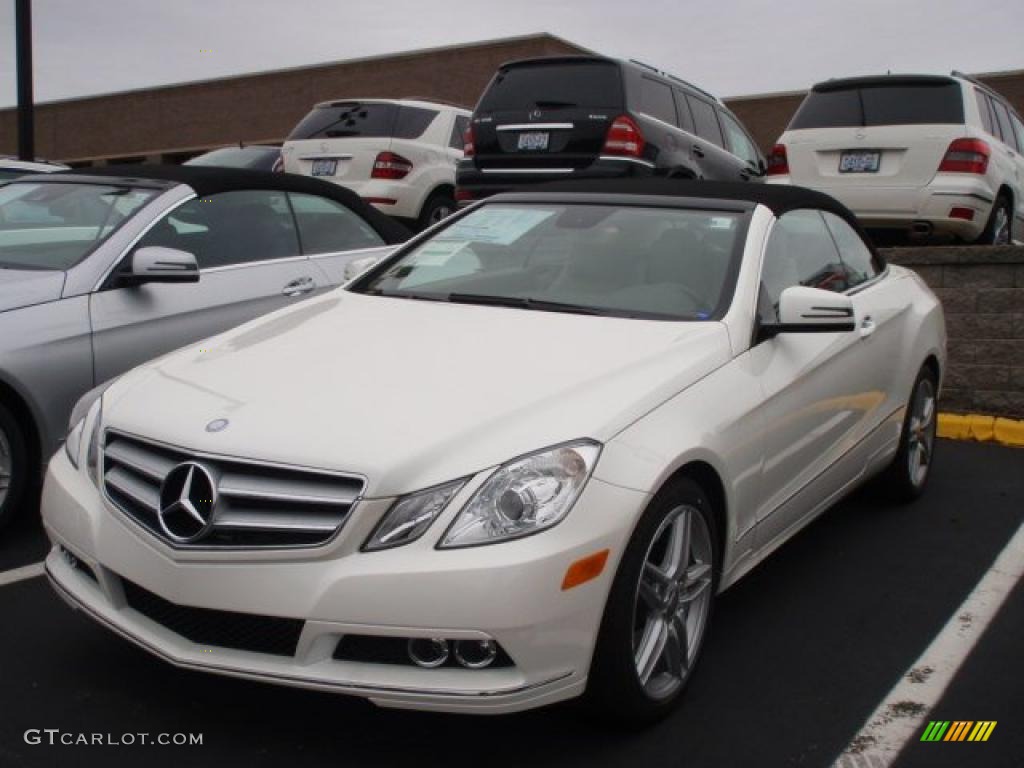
993,204,1010,245
0,424,11,509
632,504,713,701
429,204,453,225
908,377,936,488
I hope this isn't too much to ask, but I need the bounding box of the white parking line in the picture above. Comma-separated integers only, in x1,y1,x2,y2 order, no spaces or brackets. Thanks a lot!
832,520,1024,767
0,561,46,587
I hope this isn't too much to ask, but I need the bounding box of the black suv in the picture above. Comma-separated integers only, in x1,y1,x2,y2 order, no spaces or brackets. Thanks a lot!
456,56,766,201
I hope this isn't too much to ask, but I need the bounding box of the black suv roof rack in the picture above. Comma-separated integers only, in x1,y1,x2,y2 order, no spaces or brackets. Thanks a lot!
627,59,719,102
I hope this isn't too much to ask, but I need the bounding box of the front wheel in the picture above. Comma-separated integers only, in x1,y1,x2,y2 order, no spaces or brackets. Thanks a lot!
0,403,29,532
586,477,717,725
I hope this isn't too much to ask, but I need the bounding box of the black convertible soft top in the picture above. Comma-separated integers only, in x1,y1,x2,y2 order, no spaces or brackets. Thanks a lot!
44,164,410,244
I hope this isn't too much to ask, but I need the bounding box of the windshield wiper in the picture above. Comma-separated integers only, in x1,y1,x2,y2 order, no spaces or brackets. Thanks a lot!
446,293,607,316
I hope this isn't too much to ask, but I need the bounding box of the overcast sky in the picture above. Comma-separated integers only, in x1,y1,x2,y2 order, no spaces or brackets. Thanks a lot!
1,0,1022,109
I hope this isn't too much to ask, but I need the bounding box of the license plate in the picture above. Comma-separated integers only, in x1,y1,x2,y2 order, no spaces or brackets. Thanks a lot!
839,151,880,173
517,132,550,151
311,158,337,177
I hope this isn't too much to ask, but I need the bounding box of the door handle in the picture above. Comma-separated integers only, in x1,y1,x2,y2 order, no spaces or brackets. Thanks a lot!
860,316,876,339
281,276,316,297
692,144,705,158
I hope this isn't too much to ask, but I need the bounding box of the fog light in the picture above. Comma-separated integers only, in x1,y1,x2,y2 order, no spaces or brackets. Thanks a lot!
407,638,449,668
454,639,497,669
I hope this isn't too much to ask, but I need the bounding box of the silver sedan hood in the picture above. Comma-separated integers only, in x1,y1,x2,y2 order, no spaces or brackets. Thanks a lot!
0,268,65,313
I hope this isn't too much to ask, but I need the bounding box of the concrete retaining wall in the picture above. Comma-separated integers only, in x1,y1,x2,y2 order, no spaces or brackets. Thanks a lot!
881,245,1024,418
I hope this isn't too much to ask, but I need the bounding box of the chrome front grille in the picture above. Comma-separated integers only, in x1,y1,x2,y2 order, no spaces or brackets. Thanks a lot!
102,431,364,548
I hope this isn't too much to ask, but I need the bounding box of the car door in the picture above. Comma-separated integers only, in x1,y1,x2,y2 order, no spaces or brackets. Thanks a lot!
684,94,738,180
288,191,391,286
89,188,324,382
748,209,879,547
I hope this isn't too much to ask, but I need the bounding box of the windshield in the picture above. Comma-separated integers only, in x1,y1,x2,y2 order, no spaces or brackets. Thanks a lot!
353,203,745,320
0,182,156,270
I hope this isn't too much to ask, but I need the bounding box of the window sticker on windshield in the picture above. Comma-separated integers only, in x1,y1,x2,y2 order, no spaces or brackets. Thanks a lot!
709,217,734,230
439,208,554,246
413,239,471,266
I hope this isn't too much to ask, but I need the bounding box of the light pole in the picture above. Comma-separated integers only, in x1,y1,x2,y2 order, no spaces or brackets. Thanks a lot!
15,0,35,161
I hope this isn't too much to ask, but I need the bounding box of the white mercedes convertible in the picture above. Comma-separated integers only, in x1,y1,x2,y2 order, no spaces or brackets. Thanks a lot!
42,179,945,722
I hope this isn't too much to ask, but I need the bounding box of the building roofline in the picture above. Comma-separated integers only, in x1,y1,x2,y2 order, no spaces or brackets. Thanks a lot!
0,32,592,111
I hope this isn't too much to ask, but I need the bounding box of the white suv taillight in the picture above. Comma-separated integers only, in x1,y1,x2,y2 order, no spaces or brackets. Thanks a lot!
766,144,789,176
602,115,645,158
463,124,476,157
371,151,413,180
938,138,990,174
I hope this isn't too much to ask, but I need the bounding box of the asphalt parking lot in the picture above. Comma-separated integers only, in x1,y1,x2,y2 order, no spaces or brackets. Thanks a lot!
0,439,1020,768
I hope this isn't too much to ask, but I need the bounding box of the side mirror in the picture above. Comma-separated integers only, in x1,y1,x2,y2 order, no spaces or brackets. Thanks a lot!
343,254,384,282
120,247,200,287
761,286,856,338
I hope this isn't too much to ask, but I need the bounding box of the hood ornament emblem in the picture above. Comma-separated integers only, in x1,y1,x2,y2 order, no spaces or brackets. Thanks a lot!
205,418,229,433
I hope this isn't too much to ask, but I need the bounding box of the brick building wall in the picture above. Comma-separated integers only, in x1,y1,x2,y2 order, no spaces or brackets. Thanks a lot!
0,34,589,164
882,245,1024,418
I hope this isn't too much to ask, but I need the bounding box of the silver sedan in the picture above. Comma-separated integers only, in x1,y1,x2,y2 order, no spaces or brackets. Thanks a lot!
0,165,405,531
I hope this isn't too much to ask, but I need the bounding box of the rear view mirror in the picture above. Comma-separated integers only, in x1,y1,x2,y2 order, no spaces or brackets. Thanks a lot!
343,254,383,282
761,286,856,338
120,246,200,287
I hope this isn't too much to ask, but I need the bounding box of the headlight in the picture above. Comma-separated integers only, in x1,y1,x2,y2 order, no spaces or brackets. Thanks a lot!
439,440,601,549
64,380,113,473
363,479,465,551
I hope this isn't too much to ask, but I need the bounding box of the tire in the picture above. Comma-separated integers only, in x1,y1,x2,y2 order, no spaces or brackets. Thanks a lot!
417,192,456,231
976,194,1012,246
0,402,29,533
877,365,938,503
585,477,718,726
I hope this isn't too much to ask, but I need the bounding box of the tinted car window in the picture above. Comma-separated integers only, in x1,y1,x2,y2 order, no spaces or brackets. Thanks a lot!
393,106,439,140
135,190,299,269
719,112,759,166
822,212,880,288
477,61,624,111
289,192,385,254
0,182,156,270
673,89,695,133
760,209,847,322
1011,113,1024,154
637,78,678,126
287,102,397,140
185,146,280,171
990,99,1016,150
975,90,996,136
791,83,964,128
450,115,470,150
688,96,724,148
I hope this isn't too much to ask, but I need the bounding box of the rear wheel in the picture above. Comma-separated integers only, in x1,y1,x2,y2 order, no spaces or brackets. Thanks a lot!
586,477,717,725
878,366,938,502
977,194,1012,245
417,192,456,231
0,403,28,532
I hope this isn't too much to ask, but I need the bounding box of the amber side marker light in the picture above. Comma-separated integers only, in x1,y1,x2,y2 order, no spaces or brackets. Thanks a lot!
561,549,610,591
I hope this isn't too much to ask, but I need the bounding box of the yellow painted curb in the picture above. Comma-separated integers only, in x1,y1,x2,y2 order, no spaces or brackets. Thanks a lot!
938,413,1024,447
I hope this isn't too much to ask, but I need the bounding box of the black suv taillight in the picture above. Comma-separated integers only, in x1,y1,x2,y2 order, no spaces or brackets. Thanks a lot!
602,115,645,158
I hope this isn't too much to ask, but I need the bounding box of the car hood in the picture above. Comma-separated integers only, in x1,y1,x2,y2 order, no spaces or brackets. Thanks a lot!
106,291,731,496
0,268,65,313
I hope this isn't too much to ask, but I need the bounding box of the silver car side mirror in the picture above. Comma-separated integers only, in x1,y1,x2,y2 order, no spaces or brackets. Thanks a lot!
343,254,384,282
761,286,856,338
123,246,200,286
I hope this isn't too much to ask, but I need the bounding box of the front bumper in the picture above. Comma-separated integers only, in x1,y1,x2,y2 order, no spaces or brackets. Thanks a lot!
41,449,646,713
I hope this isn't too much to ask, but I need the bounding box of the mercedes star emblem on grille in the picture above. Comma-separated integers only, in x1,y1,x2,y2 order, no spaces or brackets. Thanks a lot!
206,418,229,433
158,462,217,543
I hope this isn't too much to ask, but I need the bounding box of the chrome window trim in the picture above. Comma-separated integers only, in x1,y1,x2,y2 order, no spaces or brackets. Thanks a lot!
202,254,308,274
598,155,656,168
496,123,574,131
308,244,393,261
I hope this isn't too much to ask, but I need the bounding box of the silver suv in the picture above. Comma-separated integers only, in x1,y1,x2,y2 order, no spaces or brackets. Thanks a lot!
0,165,405,530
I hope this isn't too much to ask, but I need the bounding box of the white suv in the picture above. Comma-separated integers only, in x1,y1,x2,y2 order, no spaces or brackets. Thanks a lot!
281,98,471,230
767,73,1024,244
